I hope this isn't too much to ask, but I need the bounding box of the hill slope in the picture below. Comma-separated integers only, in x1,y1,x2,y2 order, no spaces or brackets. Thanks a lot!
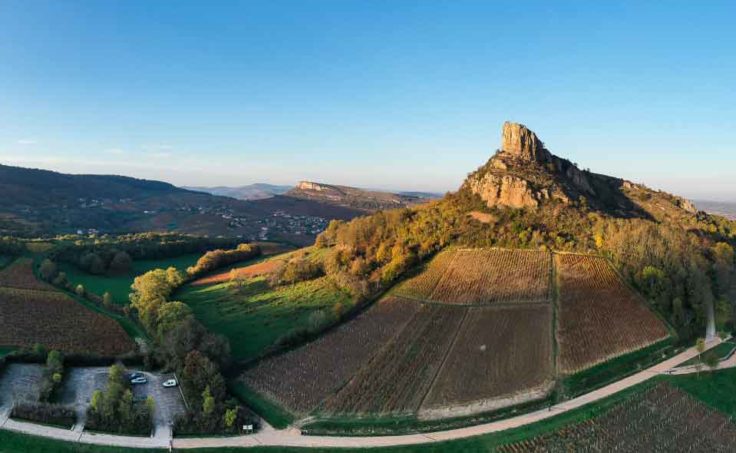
0,164,363,242
314,121,734,343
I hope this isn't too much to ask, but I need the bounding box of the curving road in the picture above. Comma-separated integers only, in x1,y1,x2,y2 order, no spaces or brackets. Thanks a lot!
0,338,730,450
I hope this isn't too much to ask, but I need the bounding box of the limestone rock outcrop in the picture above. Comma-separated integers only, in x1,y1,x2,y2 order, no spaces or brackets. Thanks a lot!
462,122,592,209
500,121,551,163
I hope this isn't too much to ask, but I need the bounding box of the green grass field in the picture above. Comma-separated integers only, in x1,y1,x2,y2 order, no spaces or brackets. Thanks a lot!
178,275,353,362
59,254,201,305
678,341,736,367
668,367,736,417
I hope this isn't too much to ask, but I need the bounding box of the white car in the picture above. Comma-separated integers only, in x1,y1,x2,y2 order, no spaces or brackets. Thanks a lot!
162,379,178,388
130,377,147,385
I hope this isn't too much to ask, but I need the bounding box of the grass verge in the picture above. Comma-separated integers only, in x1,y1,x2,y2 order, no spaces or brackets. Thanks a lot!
229,380,296,430
560,338,675,398
678,341,736,367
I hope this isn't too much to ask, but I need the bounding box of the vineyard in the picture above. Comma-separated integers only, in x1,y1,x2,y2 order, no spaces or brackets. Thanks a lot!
420,305,553,418
239,248,675,425
0,258,55,291
323,304,466,415
556,254,670,374
395,249,551,305
242,296,421,413
394,251,455,300
498,383,736,452
0,287,134,356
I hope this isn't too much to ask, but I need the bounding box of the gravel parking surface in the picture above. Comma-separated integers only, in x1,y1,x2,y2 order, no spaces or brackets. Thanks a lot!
129,370,186,438
57,367,108,428
0,364,44,410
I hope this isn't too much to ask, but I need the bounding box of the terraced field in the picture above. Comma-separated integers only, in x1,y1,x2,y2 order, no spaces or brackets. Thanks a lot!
420,305,553,418
556,254,670,374
499,383,736,452
242,296,421,413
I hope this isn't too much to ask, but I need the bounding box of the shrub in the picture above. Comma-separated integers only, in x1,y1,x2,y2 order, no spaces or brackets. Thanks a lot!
186,244,261,279
11,402,76,427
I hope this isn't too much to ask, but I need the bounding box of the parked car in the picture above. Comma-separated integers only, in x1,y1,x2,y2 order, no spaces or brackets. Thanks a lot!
162,378,178,388
130,377,148,385
127,372,143,380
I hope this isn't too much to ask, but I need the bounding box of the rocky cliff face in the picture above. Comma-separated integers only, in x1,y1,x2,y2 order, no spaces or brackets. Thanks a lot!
499,121,552,163
463,122,589,209
296,181,335,192
462,122,698,219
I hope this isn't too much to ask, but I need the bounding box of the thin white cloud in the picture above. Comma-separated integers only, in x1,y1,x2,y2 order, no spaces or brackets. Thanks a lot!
104,148,126,155
16,139,37,145
150,151,172,158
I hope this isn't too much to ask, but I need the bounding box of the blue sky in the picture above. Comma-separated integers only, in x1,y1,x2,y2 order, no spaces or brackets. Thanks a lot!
1,1,734,200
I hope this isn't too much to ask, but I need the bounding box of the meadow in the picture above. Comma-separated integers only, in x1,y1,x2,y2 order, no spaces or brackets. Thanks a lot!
178,275,353,362
59,253,201,305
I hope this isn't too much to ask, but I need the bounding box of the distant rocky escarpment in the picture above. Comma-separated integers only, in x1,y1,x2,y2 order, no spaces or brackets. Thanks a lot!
462,122,695,219
287,181,425,211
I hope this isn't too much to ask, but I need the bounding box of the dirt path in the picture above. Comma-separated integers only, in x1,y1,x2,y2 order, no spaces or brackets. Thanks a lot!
0,338,730,450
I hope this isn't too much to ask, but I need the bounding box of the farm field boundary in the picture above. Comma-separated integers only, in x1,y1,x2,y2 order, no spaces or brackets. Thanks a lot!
241,247,673,434
0,339,727,451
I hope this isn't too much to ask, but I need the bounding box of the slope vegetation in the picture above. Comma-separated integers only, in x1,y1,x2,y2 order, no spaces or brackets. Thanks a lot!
241,247,669,424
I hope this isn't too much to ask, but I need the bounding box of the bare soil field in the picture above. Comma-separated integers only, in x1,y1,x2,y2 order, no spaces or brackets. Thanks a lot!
556,254,670,374
498,383,736,452
190,259,283,286
323,304,467,416
420,304,553,418
429,249,551,305
0,287,135,356
0,258,54,291
242,296,421,414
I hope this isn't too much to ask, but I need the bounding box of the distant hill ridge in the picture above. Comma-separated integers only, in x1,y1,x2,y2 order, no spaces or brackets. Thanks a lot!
288,181,426,211
183,183,292,201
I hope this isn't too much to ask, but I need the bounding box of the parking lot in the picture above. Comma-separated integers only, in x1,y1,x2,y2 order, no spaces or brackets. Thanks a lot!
57,367,108,428
130,370,187,438
0,363,44,413
0,364,186,439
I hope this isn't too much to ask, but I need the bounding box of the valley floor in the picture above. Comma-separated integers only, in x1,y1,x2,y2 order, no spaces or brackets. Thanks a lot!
0,336,729,451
